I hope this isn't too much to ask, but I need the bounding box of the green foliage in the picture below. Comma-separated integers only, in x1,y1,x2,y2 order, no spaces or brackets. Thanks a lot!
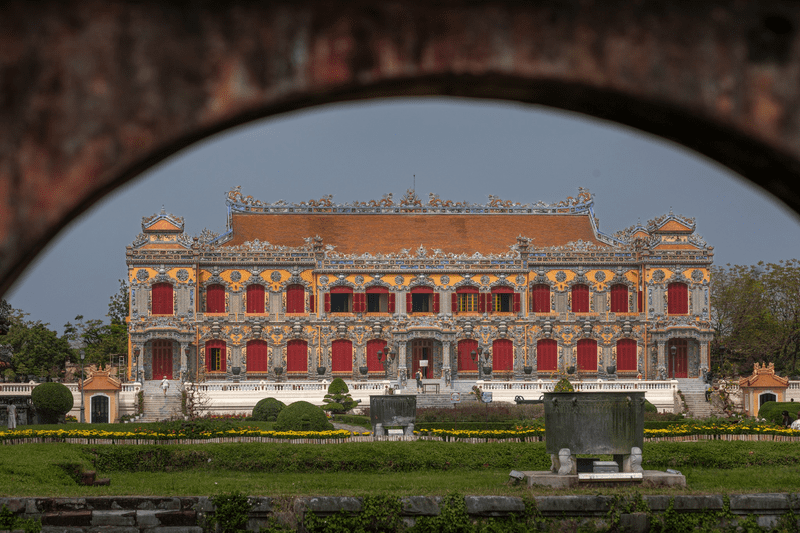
251,398,286,422
332,414,371,429
4,319,73,379
0,505,41,533
206,491,251,533
644,399,657,413
552,377,574,392
711,261,800,377
415,404,543,424
304,495,402,533
411,492,472,532
758,401,800,425
273,401,334,432
321,378,358,414
31,382,74,423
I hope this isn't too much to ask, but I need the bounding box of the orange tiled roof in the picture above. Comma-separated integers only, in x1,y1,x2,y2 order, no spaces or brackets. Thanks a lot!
224,212,608,255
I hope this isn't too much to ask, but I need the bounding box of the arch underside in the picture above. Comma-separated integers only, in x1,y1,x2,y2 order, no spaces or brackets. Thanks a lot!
3,0,800,295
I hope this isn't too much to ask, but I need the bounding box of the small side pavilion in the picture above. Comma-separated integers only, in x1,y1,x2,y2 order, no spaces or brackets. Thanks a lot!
82,370,122,423
739,362,789,417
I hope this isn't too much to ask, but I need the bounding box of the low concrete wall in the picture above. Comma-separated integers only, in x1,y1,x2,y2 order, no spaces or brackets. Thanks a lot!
0,494,797,532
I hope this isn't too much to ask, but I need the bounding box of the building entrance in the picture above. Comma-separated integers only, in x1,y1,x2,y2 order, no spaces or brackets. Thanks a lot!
412,340,433,379
668,339,688,378
152,340,173,380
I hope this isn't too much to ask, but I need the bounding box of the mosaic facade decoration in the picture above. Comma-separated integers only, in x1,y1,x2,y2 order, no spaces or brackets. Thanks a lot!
125,188,713,384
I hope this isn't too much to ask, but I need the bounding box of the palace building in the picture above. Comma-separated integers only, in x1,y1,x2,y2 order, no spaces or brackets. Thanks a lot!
126,187,714,387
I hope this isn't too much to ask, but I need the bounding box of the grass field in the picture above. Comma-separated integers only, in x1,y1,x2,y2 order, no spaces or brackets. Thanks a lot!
1,439,798,497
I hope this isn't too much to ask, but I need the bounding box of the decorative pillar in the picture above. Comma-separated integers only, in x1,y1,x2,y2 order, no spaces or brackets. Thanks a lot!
179,342,188,382
700,341,709,372
657,340,666,380
398,341,407,387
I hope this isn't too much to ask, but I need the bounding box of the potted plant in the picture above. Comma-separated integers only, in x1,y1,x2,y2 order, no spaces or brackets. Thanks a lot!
566,366,575,375
273,366,283,376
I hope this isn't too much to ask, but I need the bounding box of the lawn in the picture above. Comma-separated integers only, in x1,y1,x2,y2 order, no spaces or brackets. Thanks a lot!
1,440,798,497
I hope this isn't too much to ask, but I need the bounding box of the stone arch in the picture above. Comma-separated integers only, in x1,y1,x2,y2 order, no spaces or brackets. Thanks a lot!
3,1,800,297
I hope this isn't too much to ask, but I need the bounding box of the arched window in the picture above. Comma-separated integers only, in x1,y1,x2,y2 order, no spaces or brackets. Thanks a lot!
407,286,438,314
286,284,305,313
366,339,387,372
571,284,590,313
332,339,353,373
151,283,173,315
667,282,688,314
205,284,226,313
246,340,269,372
205,340,226,373
454,286,479,313
537,339,557,372
246,284,265,314
577,339,597,373
366,287,389,313
492,339,513,372
530,284,550,313
610,284,628,313
616,338,637,372
457,339,478,372
286,340,308,374
325,286,353,313
491,286,519,313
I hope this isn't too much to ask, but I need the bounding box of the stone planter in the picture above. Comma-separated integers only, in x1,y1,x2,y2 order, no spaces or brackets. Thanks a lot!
482,366,493,375
317,366,327,375
273,367,283,377
606,365,616,375
359,366,369,375
232,367,241,376
566,366,575,375
523,366,533,374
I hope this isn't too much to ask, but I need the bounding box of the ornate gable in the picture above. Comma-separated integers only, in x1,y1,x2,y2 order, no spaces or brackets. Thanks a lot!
739,362,789,389
131,208,191,250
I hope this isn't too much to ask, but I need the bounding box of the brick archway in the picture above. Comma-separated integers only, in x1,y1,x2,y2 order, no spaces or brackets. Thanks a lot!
3,0,800,295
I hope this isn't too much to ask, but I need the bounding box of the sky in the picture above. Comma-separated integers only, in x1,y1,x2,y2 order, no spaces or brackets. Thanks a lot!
6,97,800,334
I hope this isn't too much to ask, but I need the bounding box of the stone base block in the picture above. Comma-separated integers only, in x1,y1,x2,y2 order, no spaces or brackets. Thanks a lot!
523,469,685,489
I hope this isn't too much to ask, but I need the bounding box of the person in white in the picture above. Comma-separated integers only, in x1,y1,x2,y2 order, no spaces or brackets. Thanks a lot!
161,376,169,396
791,411,800,431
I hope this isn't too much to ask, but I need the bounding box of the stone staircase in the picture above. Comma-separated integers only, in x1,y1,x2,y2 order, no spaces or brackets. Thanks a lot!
140,380,183,422
415,393,458,409
674,378,713,419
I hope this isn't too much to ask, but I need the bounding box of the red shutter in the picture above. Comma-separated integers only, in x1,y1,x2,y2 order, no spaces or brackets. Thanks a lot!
532,285,550,313
309,294,315,314
492,339,513,371
358,293,367,313
513,292,521,313
478,293,486,313
388,293,395,313
406,293,412,313
287,340,308,373
206,284,225,313
572,284,589,313
324,293,331,313
537,339,557,372
286,285,304,313
611,284,628,313
366,339,387,372
668,283,688,314
637,290,643,313
457,339,478,372
332,340,353,373
246,340,269,372
246,284,265,314
451,293,458,315
152,283,173,315
577,339,597,372
617,339,637,371
433,293,440,313
205,340,226,372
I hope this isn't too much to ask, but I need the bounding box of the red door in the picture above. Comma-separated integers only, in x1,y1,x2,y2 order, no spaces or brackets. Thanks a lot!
668,339,688,378
152,340,173,380
412,340,432,379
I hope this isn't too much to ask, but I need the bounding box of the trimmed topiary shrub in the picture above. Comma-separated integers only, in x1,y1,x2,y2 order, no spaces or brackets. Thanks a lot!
273,401,334,432
553,377,574,392
252,397,286,422
31,382,74,424
644,399,658,413
321,378,358,414
759,401,800,426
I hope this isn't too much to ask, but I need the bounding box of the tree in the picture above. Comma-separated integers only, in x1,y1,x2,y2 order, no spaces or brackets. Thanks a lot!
4,320,74,379
63,279,129,371
31,382,74,423
321,378,358,414
711,261,800,377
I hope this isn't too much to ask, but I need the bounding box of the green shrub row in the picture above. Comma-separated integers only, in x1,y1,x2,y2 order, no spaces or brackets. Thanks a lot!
85,440,800,474
412,404,543,424
758,401,800,426
415,421,524,431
